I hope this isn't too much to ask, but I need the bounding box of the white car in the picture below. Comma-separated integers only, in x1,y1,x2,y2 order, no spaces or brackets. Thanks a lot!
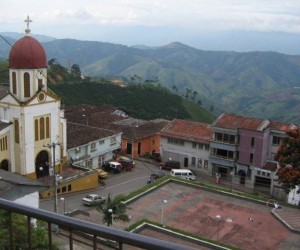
82,194,106,206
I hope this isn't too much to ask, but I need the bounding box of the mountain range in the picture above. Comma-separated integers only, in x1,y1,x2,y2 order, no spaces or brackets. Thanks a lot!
1,32,300,123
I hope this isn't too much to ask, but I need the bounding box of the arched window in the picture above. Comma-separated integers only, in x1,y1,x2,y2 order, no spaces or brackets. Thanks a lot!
35,119,39,141
46,117,50,138
12,72,17,94
40,117,45,140
14,120,19,143
24,72,30,97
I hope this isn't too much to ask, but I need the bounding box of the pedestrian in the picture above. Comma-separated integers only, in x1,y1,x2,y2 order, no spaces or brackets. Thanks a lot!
215,173,221,184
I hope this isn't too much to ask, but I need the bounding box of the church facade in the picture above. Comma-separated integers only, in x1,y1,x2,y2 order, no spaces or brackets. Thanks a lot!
0,17,67,180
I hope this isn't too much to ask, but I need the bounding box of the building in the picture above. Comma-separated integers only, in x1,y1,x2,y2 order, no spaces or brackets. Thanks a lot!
210,113,297,195
160,119,212,173
65,104,169,159
0,16,67,180
67,122,122,168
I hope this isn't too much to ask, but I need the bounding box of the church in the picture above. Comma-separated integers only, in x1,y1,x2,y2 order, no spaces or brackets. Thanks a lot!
0,16,67,180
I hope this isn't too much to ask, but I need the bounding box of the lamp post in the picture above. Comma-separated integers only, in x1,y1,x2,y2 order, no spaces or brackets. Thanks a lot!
60,197,65,215
108,208,113,227
161,200,168,226
215,215,221,241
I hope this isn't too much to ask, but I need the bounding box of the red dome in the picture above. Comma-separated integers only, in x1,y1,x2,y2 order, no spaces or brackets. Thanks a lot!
9,36,47,69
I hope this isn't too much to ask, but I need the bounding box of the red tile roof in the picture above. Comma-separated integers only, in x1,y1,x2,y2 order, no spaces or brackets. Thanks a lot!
213,113,267,131
67,122,118,149
268,121,297,132
65,105,170,142
160,119,211,143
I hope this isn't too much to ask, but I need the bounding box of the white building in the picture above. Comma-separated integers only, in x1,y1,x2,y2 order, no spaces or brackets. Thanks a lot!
160,119,212,174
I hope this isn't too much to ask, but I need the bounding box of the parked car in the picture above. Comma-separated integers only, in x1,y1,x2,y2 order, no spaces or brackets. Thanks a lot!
116,156,136,167
82,194,106,206
102,161,122,173
97,169,108,179
119,159,134,171
159,160,180,170
147,172,166,184
150,152,162,162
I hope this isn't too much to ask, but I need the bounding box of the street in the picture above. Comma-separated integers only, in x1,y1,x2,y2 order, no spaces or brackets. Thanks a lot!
39,159,164,214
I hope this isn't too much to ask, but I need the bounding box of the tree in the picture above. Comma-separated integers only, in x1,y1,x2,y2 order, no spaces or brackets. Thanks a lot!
96,193,129,227
274,129,300,190
0,209,59,249
71,64,81,79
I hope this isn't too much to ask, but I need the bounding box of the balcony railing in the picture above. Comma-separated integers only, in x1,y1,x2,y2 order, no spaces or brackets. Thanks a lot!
0,198,194,250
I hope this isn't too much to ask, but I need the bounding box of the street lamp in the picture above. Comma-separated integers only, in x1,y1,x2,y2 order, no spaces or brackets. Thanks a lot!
108,208,113,227
60,197,65,215
215,215,221,241
161,200,168,226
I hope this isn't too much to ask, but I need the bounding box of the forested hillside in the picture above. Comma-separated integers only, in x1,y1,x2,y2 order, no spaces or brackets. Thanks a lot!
51,82,215,123
0,60,215,123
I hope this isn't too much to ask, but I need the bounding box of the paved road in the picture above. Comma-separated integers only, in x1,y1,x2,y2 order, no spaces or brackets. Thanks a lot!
39,160,165,214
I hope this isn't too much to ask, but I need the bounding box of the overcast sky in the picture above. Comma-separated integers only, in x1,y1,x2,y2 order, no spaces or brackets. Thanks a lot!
1,1,300,47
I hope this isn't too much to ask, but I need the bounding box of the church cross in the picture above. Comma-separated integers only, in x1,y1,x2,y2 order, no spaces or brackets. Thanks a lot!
24,15,32,35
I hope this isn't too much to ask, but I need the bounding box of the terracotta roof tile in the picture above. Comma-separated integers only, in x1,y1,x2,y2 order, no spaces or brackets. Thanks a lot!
67,122,117,149
160,119,211,143
213,113,267,130
268,121,296,132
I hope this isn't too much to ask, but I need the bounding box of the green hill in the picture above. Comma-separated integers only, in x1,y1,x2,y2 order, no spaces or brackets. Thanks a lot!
50,81,215,123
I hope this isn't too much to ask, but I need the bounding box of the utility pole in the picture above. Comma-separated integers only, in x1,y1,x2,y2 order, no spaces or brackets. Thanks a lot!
44,142,60,213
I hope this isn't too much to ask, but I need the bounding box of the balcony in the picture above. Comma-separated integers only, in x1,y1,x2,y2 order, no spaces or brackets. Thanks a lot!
0,198,192,250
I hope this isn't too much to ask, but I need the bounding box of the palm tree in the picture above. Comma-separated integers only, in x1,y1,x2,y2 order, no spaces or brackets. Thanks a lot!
96,193,130,227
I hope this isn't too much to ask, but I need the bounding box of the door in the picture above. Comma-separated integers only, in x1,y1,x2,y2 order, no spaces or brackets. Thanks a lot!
184,157,188,168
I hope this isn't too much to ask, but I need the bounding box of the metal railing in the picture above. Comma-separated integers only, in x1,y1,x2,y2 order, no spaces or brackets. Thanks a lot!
0,198,195,250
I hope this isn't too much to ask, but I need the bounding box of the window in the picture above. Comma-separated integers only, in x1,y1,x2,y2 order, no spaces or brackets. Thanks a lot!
14,120,19,143
198,143,203,149
40,117,45,140
204,160,208,168
12,72,17,94
251,137,255,147
110,137,116,145
99,140,104,145
167,138,184,146
191,157,196,166
204,144,209,151
272,136,281,145
75,147,81,154
91,142,96,151
211,148,234,159
98,155,104,167
0,136,7,151
192,142,197,148
152,139,155,145
87,158,93,167
68,185,72,192
35,119,39,141
198,158,202,167
46,117,50,138
24,72,30,97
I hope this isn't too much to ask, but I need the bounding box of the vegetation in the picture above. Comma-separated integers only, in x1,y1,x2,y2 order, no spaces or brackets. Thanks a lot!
0,209,59,249
0,60,8,84
274,129,300,191
96,193,129,227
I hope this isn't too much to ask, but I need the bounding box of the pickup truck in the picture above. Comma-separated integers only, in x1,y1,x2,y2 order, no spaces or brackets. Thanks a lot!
159,160,180,170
